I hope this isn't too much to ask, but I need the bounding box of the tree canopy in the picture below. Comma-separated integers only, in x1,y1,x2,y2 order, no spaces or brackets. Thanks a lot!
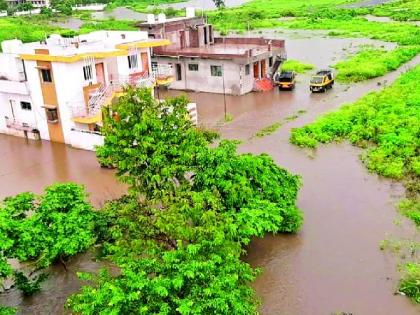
0,183,98,286
67,88,303,314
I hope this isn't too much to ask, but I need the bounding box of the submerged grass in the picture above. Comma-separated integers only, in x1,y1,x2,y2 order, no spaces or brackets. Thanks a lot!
254,122,282,138
290,64,420,303
290,65,420,180
281,59,315,73
399,263,420,303
333,46,420,82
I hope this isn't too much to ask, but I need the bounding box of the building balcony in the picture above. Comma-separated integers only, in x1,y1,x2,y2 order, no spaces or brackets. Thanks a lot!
152,64,174,86
0,78,29,95
5,117,37,132
69,72,155,123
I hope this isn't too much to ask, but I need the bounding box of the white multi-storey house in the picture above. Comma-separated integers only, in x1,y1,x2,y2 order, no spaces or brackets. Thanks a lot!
0,30,173,150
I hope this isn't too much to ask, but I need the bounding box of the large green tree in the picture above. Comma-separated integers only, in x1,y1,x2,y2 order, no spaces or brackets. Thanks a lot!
0,183,98,284
68,88,302,314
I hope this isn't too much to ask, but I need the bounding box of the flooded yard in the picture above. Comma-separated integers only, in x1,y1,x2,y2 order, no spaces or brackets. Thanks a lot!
0,31,419,314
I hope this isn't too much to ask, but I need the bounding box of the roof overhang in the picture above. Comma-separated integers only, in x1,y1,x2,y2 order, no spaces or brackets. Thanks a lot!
115,39,171,50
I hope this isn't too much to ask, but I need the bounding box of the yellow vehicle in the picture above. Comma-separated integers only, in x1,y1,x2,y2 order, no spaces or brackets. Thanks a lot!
310,70,334,92
274,71,296,90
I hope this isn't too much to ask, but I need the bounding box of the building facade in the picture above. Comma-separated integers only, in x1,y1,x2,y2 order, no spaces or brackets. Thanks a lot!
0,31,171,150
6,0,50,8
138,10,287,95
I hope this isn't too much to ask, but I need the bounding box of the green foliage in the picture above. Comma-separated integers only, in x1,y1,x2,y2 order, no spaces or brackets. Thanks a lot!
0,17,66,47
0,183,97,285
281,59,314,73
40,7,54,17
372,0,420,21
207,0,354,33
79,19,137,33
96,89,211,199
51,0,74,15
399,263,420,303
69,88,302,313
0,0,7,11
333,46,420,82
13,271,48,296
0,306,16,315
15,2,34,12
399,199,420,226
291,65,420,179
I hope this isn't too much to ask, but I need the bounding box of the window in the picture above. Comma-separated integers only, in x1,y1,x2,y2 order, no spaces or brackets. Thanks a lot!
210,65,222,77
269,57,273,67
46,108,58,123
40,69,52,83
188,64,199,71
20,101,31,110
128,54,138,70
83,65,93,81
245,64,250,75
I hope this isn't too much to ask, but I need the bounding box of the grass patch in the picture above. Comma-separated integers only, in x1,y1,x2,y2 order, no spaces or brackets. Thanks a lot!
282,59,315,73
0,17,65,47
372,0,420,22
79,19,137,33
207,1,359,34
333,46,420,82
399,199,420,226
254,122,282,138
399,263,420,303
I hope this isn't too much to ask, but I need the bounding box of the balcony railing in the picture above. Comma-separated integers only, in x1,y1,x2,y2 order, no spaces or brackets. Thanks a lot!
69,73,155,119
152,64,173,79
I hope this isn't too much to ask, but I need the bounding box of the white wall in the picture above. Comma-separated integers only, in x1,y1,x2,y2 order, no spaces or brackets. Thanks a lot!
17,59,50,140
68,129,103,151
156,58,245,95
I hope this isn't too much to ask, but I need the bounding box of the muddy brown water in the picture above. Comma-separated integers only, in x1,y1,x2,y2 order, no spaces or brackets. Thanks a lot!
1,33,420,314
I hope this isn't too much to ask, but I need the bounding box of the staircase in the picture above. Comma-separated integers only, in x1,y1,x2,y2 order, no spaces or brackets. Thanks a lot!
269,52,287,78
76,72,155,119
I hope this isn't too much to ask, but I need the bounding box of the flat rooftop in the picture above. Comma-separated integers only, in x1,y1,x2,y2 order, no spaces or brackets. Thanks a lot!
154,37,285,60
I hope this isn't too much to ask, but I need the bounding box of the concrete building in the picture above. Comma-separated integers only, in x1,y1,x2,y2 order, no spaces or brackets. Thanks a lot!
0,31,172,150
138,9,287,95
6,0,50,8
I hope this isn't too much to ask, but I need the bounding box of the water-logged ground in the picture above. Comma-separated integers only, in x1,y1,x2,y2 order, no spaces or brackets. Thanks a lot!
1,31,420,314
154,0,249,10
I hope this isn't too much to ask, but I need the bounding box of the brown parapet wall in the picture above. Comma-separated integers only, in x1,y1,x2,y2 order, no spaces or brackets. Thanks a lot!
213,37,285,48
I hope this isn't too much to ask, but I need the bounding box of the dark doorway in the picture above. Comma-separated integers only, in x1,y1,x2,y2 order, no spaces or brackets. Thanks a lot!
176,64,182,81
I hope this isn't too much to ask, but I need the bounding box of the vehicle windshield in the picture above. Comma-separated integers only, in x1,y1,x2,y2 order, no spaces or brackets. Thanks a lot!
279,73,293,82
280,76,292,82
311,76,323,84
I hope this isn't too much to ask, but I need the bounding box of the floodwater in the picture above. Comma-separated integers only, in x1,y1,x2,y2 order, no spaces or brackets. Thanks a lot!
91,7,147,21
51,17,84,31
1,32,420,314
344,0,394,8
155,0,249,10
